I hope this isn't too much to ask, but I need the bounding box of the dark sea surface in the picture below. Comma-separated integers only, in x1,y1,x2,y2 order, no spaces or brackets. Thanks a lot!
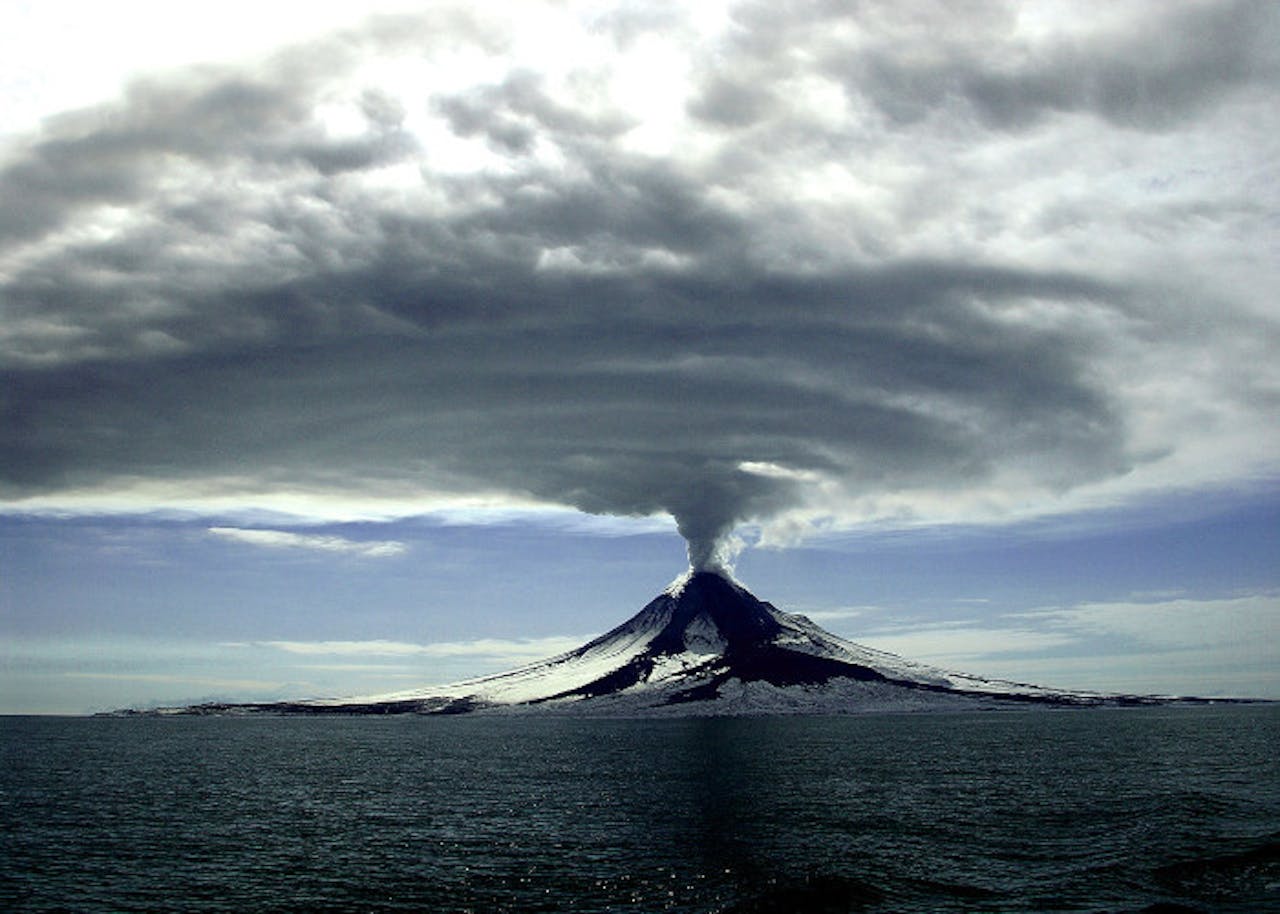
1,707,1277,913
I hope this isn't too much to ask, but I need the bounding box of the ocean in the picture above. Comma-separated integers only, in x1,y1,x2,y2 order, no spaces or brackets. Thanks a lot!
2,706,1277,913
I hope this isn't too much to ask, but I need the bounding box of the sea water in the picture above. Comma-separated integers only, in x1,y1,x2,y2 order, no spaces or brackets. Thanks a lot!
1,706,1277,913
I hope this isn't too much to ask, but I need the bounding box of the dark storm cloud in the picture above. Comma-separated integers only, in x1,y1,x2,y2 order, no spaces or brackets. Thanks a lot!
1,1,1275,566
0,69,414,244
864,0,1278,130
434,71,630,154
693,0,1278,131
0,9,494,246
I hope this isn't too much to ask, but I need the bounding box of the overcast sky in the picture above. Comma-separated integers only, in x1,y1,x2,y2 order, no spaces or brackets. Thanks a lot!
2,0,1277,712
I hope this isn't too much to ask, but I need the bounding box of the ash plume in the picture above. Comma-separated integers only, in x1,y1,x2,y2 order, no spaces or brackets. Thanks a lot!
2,1,1276,554
664,469,796,576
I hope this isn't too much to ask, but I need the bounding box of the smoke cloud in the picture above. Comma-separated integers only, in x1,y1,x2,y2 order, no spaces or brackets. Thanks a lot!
668,470,791,573
1,1,1277,562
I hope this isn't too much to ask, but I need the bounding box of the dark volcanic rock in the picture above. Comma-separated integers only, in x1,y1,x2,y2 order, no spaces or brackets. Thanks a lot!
117,571,1252,716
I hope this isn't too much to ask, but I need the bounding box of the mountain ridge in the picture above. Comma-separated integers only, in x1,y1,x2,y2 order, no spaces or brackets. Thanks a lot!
122,571,1240,717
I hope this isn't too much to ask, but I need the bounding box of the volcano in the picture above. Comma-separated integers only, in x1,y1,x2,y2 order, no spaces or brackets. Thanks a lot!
159,571,1204,717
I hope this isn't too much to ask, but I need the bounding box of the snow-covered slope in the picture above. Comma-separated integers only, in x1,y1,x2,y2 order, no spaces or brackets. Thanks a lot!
156,571,1192,717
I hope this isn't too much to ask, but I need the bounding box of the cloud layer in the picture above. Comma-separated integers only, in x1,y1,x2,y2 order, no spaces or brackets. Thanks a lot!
208,526,406,557
853,592,1280,697
258,636,586,660
2,1,1277,565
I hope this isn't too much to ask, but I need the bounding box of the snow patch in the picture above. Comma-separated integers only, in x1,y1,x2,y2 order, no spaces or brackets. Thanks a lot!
299,575,1136,715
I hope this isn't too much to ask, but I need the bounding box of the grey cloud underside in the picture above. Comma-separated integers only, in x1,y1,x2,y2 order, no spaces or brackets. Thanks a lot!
699,0,1279,131
2,0,1276,557
1,259,1129,523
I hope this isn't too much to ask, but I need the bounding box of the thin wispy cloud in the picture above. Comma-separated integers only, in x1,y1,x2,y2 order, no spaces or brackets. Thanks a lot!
62,671,280,690
258,636,587,661
849,592,1280,692
1020,593,1280,651
292,664,420,673
856,627,1078,661
797,606,878,623
208,527,406,558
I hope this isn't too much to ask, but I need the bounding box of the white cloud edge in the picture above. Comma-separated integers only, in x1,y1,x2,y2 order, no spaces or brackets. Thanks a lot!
252,635,588,659
1,475,1271,552
207,526,407,557
61,671,281,689
849,592,1280,662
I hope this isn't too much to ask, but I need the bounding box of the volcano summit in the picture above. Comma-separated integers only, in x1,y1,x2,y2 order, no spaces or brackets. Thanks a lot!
159,572,1207,717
